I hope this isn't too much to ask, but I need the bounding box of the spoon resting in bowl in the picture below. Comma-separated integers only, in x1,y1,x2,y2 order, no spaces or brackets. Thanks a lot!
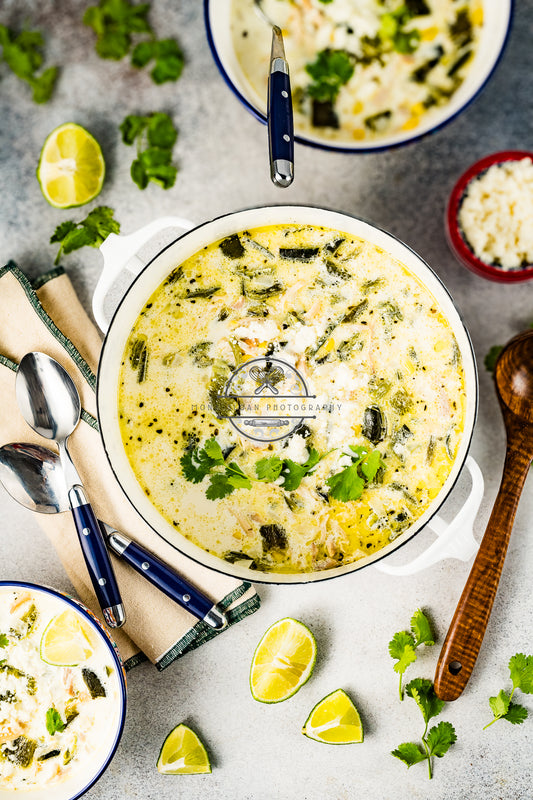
434,329,533,700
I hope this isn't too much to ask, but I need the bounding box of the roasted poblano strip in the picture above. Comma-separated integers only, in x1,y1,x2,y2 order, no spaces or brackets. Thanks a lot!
81,668,106,699
279,247,320,262
362,406,387,445
188,342,213,368
219,234,246,259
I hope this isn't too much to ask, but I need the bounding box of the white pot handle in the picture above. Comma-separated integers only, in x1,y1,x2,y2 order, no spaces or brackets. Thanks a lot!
92,216,195,333
374,456,483,576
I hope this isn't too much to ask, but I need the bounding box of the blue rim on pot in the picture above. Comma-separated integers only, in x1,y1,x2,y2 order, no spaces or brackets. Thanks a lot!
0,580,127,800
95,204,479,585
203,0,514,154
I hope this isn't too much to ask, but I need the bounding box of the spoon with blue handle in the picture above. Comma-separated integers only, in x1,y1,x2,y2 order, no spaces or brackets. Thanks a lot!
268,26,294,187
0,442,227,630
15,352,125,629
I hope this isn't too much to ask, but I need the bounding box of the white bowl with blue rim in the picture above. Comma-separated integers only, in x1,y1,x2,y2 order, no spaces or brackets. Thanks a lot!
0,581,126,800
204,0,514,153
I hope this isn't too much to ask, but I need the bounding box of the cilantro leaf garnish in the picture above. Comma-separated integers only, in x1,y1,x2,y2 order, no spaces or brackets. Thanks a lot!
483,653,532,729
131,38,184,84
0,633,8,648
406,678,445,725
205,463,252,500
120,112,178,190
393,678,455,779
46,707,66,736
391,741,426,768
426,720,457,758
326,445,383,502
389,609,435,699
50,207,120,265
305,49,355,105
0,24,58,103
180,438,224,483
84,0,184,83
256,447,326,491
509,653,533,694
255,455,283,483
181,440,251,500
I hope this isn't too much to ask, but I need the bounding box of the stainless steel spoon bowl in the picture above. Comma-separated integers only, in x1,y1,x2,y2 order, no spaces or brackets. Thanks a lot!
0,441,227,629
16,352,125,628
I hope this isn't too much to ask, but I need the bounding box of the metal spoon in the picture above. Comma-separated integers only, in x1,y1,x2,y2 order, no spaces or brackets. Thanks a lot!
15,353,125,628
0,442,227,630
435,329,533,700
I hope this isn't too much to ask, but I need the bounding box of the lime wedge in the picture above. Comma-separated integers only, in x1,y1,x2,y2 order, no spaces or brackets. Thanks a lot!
157,724,211,775
37,122,105,208
250,617,316,703
302,689,364,744
40,609,97,666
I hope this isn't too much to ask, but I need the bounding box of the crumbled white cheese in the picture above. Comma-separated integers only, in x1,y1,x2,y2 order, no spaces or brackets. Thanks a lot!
283,433,309,464
458,158,533,270
285,323,318,355
232,319,280,340
328,363,366,394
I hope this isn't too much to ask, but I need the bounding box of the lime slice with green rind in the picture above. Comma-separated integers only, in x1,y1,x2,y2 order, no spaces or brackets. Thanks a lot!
40,609,97,666
37,122,105,208
250,617,317,703
157,724,211,775
302,688,364,744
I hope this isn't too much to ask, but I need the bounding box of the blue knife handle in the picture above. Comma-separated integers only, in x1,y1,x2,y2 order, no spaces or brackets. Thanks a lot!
108,534,225,626
268,69,294,187
70,491,125,628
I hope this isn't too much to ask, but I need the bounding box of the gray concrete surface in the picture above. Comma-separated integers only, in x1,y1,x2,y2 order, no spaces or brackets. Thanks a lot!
1,1,532,798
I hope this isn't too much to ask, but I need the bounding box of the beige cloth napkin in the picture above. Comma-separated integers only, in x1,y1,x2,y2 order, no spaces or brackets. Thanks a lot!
0,262,260,670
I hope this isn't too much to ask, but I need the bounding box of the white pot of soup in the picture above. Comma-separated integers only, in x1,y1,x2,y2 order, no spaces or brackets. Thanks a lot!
95,206,477,584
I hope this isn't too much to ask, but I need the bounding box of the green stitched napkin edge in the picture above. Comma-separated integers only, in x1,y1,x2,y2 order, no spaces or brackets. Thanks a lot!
0,261,261,668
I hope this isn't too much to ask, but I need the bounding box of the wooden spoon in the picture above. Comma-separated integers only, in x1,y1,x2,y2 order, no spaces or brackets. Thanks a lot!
435,329,533,701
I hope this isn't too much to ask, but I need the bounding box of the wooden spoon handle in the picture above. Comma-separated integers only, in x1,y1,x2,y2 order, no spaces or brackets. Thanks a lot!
434,444,532,700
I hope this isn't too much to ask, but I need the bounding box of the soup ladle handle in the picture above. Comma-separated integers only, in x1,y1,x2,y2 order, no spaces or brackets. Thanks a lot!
434,440,533,700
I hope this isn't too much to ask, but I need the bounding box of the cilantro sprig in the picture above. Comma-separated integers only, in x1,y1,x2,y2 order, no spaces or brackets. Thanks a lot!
180,439,252,500
325,445,383,502
305,49,355,105
389,609,435,699
392,678,456,779
83,0,184,84
50,206,120,264
45,707,66,736
120,112,178,190
0,633,8,649
0,24,58,103
483,653,533,729
255,448,325,492
181,439,329,500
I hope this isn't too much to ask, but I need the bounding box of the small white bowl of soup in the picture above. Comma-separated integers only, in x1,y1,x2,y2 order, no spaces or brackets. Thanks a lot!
204,0,513,152
0,582,126,800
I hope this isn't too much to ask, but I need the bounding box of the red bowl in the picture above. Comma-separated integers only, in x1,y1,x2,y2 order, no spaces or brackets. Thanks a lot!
446,150,533,283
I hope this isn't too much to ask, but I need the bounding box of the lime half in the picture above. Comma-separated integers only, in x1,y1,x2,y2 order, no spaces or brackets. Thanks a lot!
37,122,105,208
157,724,211,775
302,689,364,744
40,609,97,666
250,617,317,703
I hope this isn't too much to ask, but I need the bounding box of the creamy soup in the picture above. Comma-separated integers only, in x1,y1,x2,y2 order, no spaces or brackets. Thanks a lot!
231,0,483,142
118,224,466,574
0,588,121,791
